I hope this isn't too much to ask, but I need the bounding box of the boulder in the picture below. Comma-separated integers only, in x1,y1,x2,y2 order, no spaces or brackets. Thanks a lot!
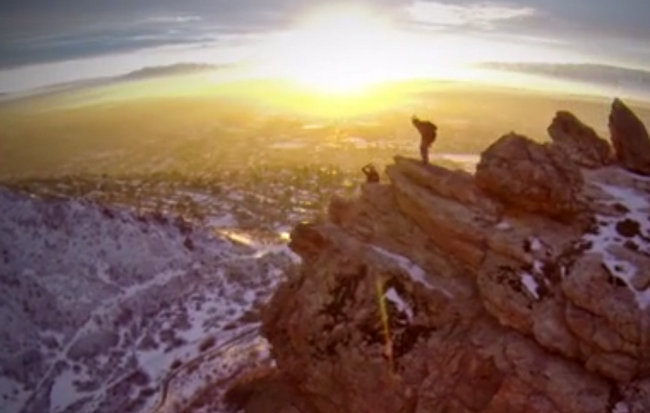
609,98,650,175
548,111,613,168
475,133,584,220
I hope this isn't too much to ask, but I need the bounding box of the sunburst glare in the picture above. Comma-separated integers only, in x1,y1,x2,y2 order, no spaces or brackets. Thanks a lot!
261,5,419,94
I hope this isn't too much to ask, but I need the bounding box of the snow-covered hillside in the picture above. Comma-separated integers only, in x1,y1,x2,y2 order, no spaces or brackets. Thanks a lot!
0,188,298,413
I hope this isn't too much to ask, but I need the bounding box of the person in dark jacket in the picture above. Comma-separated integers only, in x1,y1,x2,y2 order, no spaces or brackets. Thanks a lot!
361,163,380,183
411,116,437,165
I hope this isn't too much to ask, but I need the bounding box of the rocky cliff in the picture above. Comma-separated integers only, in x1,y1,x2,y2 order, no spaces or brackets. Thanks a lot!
238,99,650,413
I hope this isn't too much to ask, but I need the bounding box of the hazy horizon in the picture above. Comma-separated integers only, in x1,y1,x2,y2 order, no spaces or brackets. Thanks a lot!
2,1,650,182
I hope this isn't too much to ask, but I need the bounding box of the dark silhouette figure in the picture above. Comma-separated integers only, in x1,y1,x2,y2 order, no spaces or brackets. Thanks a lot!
411,116,437,165
361,163,380,183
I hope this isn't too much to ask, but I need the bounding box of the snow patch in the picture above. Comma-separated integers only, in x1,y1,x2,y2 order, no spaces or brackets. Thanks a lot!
598,183,648,211
495,220,511,231
371,246,452,298
520,273,540,300
0,377,29,413
612,401,630,413
529,237,543,252
178,190,212,204
582,181,650,308
50,369,86,412
384,287,413,321
207,213,237,228
253,244,302,265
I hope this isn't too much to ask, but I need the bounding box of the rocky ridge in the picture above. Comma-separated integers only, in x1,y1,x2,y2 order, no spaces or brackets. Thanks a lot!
245,99,650,413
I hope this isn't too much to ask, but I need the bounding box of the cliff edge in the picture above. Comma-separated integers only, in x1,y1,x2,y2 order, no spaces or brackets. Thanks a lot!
241,99,650,413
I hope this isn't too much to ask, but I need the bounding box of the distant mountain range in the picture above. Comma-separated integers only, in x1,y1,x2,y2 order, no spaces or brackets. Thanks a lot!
0,63,223,102
479,62,650,97
5,61,650,104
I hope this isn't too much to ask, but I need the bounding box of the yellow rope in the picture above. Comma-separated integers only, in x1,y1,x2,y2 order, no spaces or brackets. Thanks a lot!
375,275,394,372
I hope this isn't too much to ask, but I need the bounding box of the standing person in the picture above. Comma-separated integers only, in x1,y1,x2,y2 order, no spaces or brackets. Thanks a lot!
411,116,437,165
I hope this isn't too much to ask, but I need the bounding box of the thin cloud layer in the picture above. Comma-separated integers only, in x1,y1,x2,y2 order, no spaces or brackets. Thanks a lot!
144,15,204,24
1,0,650,92
406,2,535,30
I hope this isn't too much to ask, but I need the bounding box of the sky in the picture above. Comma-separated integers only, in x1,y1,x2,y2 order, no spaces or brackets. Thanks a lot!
1,0,650,93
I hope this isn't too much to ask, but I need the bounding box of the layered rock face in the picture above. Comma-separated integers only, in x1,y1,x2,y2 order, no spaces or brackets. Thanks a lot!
259,101,650,413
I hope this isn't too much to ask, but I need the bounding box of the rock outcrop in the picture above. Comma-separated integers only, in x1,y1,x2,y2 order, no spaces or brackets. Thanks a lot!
475,133,584,220
255,103,650,413
609,98,650,175
548,111,613,168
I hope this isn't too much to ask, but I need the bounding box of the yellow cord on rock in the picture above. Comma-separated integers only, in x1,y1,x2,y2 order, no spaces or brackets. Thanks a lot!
375,276,394,372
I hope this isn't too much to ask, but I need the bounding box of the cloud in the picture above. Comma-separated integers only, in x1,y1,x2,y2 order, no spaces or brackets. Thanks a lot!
480,61,650,80
144,15,203,24
0,62,224,98
0,26,216,69
406,1,536,29
2,0,650,77
117,62,220,80
479,61,650,99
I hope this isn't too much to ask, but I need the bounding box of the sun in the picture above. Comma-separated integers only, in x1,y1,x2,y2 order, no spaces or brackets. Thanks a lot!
262,6,413,94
